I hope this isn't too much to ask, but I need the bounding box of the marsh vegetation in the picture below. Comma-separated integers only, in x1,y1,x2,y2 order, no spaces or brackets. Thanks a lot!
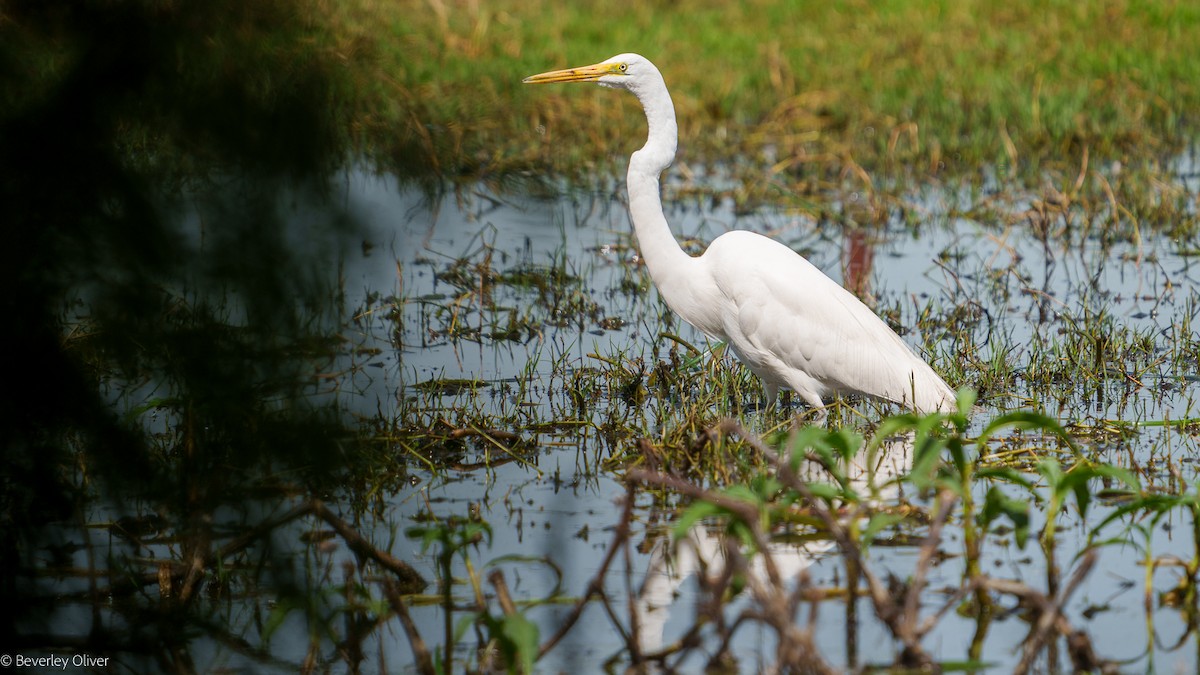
5,0,1200,673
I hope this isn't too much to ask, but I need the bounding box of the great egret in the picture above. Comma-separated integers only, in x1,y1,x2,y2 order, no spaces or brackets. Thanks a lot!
524,54,955,414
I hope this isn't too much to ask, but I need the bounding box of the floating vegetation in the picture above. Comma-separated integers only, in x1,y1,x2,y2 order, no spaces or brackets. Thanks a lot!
263,161,1200,671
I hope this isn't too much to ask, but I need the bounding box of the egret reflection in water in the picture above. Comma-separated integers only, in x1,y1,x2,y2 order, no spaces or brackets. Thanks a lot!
635,436,915,662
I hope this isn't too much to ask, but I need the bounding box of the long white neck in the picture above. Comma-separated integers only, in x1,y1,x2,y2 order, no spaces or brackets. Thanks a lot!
623,66,706,325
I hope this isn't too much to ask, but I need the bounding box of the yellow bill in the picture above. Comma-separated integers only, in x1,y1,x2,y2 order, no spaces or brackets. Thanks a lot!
523,60,627,84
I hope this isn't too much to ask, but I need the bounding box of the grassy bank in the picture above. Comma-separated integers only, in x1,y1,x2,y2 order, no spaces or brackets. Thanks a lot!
8,1,1194,191
338,0,1200,185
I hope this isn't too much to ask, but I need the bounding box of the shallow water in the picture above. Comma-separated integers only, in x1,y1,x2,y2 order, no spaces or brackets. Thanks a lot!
299,163,1200,672
29,158,1200,672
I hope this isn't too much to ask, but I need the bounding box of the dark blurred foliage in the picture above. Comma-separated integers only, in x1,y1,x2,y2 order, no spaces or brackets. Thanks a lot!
0,0,376,666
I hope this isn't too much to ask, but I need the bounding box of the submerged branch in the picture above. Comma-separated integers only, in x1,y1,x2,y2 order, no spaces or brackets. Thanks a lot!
383,578,436,675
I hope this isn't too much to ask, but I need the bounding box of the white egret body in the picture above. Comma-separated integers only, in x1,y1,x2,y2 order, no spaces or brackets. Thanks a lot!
525,54,954,414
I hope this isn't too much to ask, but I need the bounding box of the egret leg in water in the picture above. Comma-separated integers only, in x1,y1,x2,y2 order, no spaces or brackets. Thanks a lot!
525,54,955,415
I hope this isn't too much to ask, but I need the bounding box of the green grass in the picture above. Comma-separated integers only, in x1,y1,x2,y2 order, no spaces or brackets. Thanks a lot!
335,0,1200,184
10,0,1194,210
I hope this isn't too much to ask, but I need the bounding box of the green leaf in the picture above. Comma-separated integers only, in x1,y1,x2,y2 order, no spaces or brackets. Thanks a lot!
1087,493,1177,540
955,387,977,417
261,598,298,644
1071,477,1092,520
981,486,1030,548
501,614,540,673
828,428,864,464
866,414,921,456
673,500,724,538
804,482,843,502
454,613,478,643
722,484,763,504
860,513,904,548
405,525,445,552
461,521,494,547
975,466,1035,489
1037,458,1064,486
908,435,945,491
979,411,1077,455
748,474,783,499
1089,464,1141,492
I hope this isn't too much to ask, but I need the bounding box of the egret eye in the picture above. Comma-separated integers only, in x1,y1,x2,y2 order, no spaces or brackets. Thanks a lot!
619,63,628,72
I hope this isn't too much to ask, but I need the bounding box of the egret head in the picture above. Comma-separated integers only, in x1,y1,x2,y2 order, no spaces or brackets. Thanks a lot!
523,53,657,93
524,52,676,166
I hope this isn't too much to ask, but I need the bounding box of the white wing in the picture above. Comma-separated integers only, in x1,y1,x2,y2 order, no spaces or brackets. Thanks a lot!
701,231,954,413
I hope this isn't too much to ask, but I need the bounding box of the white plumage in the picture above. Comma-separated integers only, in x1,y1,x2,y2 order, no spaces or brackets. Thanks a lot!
525,53,954,414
